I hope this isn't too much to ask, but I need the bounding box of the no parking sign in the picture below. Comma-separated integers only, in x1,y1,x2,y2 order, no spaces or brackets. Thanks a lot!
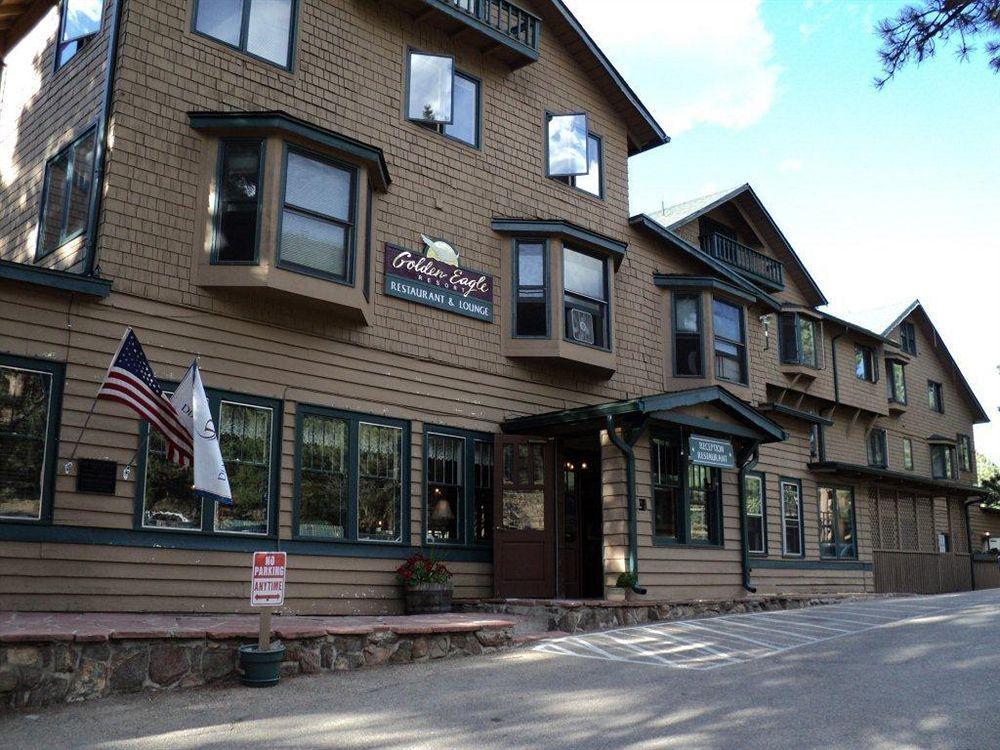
251,551,286,607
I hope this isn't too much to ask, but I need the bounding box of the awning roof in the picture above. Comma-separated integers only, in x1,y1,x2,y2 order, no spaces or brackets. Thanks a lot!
503,385,787,443
809,461,982,497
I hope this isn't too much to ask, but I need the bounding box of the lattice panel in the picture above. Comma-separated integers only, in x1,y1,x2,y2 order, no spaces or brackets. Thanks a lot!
867,484,882,549
898,494,919,551
949,500,969,553
879,490,900,551
916,497,935,552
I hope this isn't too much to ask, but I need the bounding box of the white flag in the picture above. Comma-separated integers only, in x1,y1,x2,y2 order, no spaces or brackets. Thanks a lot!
170,362,233,505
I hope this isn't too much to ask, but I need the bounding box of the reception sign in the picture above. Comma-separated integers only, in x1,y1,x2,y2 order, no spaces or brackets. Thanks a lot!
689,435,736,469
384,242,494,322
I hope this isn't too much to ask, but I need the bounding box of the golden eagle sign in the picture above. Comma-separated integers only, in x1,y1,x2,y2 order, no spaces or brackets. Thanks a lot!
383,238,494,322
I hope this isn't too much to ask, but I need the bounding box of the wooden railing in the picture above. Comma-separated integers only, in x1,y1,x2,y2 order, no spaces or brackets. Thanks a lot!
442,0,541,52
704,233,784,289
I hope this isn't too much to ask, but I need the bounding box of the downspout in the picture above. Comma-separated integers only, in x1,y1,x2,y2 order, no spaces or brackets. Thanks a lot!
830,328,845,404
605,414,647,595
964,498,978,591
737,443,760,593
83,0,125,277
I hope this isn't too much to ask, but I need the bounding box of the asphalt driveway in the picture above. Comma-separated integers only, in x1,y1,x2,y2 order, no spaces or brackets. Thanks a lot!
3,588,1000,750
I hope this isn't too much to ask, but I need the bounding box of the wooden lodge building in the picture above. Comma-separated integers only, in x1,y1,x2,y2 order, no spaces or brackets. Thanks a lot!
0,0,993,614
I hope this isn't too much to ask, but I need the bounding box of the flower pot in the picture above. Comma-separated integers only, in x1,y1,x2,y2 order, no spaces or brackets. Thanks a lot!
404,582,453,615
239,643,286,688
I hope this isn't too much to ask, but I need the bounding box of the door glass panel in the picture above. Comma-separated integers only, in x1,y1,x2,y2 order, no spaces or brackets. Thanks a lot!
502,489,544,530
502,444,514,485
531,443,545,484
517,443,529,485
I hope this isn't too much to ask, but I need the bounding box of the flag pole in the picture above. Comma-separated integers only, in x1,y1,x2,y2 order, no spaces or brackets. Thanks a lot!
66,327,133,469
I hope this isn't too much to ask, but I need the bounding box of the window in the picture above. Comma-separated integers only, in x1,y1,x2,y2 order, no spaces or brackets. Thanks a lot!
406,51,454,124
927,381,943,413
931,444,955,480
818,487,856,559
867,428,887,468
514,241,548,337
294,407,408,544
417,71,479,147
36,128,97,260
546,113,588,177
56,0,103,70
563,247,609,349
900,321,917,355
424,428,494,546
193,0,296,68
0,359,62,522
779,313,818,368
937,532,950,553
854,345,876,382
886,360,907,404
713,298,746,383
277,148,356,281
673,294,703,376
140,392,279,535
650,431,722,546
809,423,824,461
903,437,914,470
555,133,602,198
212,140,264,263
957,434,973,472
780,479,803,556
744,472,766,554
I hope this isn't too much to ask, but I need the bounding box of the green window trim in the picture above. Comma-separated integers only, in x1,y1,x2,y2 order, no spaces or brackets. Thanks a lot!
292,404,411,546
552,132,604,199
35,126,98,261
818,485,857,560
650,428,724,548
927,380,944,414
957,434,973,473
867,428,888,469
903,437,914,471
930,443,956,480
672,292,703,378
211,138,266,265
414,68,482,149
0,354,64,525
55,0,103,72
900,321,917,355
743,470,767,555
712,297,747,384
779,312,820,369
512,238,550,339
191,0,299,71
854,344,877,382
886,359,907,405
422,425,494,548
134,387,282,538
779,477,804,557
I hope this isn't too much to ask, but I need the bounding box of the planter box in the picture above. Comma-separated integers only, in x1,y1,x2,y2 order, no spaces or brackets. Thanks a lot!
404,583,453,614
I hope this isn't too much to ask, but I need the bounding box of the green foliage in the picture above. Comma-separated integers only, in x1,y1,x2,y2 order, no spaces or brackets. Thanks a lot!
616,571,639,590
978,454,1000,509
396,553,452,586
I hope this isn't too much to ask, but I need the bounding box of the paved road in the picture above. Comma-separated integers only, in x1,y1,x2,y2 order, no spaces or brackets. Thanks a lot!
4,589,1000,750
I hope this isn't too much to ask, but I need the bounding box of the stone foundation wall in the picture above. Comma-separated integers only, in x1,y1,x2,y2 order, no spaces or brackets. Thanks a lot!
0,627,512,711
461,594,889,634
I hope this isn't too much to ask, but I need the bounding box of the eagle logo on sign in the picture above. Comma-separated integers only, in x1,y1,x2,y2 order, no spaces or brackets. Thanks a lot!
421,235,460,266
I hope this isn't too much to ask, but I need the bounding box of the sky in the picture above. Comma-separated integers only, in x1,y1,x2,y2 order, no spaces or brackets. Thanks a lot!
565,0,1000,462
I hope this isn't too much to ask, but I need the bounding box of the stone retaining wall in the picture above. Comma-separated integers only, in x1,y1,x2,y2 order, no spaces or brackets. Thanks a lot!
0,627,513,711
460,593,890,635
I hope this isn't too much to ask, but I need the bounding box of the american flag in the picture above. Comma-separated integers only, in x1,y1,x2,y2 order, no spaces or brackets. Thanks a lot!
97,329,193,467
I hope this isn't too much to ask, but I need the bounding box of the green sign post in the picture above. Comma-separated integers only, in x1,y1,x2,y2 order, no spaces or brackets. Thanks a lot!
688,434,736,469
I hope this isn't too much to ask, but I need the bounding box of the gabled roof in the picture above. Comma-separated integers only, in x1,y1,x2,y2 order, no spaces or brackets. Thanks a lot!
540,1,669,155
832,299,989,424
645,183,828,306
629,214,780,311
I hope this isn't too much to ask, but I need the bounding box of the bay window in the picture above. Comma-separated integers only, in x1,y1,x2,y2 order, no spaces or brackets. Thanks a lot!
779,312,818,368
514,240,548,337
194,0,296,68
712,298,746,383
213,140,264,263
673,293,703,377
293,406,409,544
886,360,907,404
563,247,609,349
424,428,494,546
780,478,803,556
819,486,856,559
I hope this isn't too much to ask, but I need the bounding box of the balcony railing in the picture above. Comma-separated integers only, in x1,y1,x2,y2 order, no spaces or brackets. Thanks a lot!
703,233,785,290
386,0,540,67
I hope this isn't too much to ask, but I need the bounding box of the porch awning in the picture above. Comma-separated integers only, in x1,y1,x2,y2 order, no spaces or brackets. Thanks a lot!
808,461,982,497
503,385,787,444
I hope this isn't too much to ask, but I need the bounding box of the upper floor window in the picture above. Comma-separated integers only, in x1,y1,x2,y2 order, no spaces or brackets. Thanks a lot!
424,428,494,546
779,312,818,368
36,128,97,260
900,321,917,354
854,345,876,382
818,486,856,559
903,437,914,470
406,51,454,124
673,293,703,377
194,0,296,68
957,434,973,473
563,247,609,349
868,428,888,468
294,406,408,543
139,391,279,536
780,478,803,556
809,423,824,460
56,0,103,70
927,380,944,413
931,444,955,480
415,69,480,148
744,472,766,554
276,148,357,282
212,140,264,263
554,133,603,198
513,240,548,337
886,360,907,404
712,298,746,383
0,358,62,523
546,113,589,178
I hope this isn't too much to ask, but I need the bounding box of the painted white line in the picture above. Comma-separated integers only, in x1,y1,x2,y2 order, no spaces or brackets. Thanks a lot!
821,607,901,621
748,614,851,633
643,625,755,662
781,611,885,627
671,620,789,651
710,616,821,641
591,631,678,666
564,636,626,662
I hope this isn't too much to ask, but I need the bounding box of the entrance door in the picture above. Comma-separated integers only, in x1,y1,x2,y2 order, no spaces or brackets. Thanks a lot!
493,435,555,598
559,449,603,598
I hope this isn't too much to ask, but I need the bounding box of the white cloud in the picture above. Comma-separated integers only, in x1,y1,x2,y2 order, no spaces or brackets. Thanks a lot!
563,0,780,134
778,157,804,173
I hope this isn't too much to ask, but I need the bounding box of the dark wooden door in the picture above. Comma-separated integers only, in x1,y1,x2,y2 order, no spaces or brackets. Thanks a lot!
493,435,555,598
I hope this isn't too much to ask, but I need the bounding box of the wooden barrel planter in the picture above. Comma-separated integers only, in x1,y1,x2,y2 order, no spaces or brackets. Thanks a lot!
404,582,453,615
